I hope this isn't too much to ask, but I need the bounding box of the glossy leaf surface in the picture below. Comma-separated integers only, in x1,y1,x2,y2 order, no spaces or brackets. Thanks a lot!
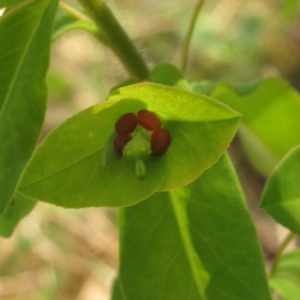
113,154,270,300
211,78,300,175
18,83,239,208
261,146,300,234
0,0,58,214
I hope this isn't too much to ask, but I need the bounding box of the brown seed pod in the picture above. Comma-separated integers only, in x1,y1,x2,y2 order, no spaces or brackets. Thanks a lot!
150,128,171,156
137,110,162,131
115,112,138,134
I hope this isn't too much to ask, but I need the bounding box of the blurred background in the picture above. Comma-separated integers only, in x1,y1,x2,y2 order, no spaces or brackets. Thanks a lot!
1,0,300,298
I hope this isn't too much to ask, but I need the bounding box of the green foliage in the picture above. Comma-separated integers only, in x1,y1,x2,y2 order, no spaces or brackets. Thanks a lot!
113,154,270,300
270,249,300,299
52,4,98,41
18,83,239,208
211,78,300,175
1,0,300,299
261,146,300,235
0,195,36,237
109,83,240,191
149,63,191,90
0,0,58,214
0,0,26,9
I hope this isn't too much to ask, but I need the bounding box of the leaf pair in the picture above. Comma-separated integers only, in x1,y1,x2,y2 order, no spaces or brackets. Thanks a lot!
17,83,240,208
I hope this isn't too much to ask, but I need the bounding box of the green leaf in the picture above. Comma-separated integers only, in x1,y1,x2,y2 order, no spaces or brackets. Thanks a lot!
0,193,37,238
149,63,191,90
52,5,98,41
18,98,169,208
52,4,77,33
275,250,300,280
18,83,239,208
190,80,217,96
0,0,26,9
211,78,300,175
111,278,124,300
269,250,300,300
110,78,140,92
0,0,58,214
269,277,300,300
114,154,271,300
109,83,240,191
53,19,98,40
261,146,300,234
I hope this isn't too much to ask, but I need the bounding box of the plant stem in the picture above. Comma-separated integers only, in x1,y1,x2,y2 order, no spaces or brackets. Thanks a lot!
180,0,205,74
59,1,88,20
59,1,109,47
270,231,295,276
77,0,149,80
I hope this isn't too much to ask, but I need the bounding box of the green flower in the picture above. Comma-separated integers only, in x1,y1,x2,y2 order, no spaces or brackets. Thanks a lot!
17,83,240,208
107,109,171,180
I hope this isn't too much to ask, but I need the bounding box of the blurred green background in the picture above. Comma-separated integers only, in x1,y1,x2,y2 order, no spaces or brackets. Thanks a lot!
1,0,300,299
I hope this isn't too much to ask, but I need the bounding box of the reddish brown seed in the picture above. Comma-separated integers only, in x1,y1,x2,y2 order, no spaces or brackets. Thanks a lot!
115,113,138,134
137,110,162,131
150,128,171,156
114,134,132,155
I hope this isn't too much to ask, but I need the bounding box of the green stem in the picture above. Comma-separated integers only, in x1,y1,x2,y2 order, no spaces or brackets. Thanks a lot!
270,231,295,276
180,0,205,74
77,0,149,80
59,1,88,20
59,1,109,47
